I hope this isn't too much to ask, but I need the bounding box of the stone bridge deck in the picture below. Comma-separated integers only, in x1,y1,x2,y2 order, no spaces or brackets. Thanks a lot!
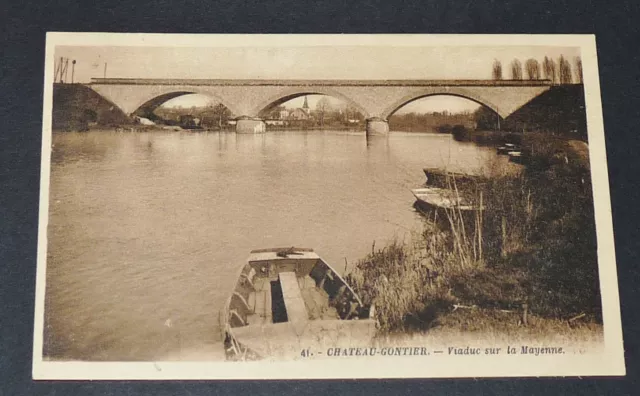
87,78,554,135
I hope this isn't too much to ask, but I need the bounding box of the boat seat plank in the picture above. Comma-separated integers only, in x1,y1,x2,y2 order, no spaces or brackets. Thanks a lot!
246,313,260,325
252,277,267,292
300,288,320,319
297,275,316,289
279,272,308,323
248,292,257,312
300,287,336,320
264,285,273,322
245,287,273,326
254,290,266,315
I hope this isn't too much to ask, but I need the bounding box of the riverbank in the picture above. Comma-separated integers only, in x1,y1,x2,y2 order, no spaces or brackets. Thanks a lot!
454,129,522,145
348,134,599,339
54,123,366,133
53,124,237,133
452,127,588,147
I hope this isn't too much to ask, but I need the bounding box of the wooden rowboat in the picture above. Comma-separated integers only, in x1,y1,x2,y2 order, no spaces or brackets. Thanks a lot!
423,168,484,190
497,143,522,155
221,247,377,360
412,187,480,212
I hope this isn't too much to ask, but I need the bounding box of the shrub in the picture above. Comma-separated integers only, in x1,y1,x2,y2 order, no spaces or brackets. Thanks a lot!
451,125,471,141
436,124,453,133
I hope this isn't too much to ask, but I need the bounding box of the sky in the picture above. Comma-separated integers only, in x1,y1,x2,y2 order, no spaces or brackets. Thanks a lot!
54,44,580,114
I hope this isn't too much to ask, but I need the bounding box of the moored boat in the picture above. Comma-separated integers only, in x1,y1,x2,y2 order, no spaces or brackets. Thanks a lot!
221,247,377,360
423,168,484,190
411,187,481,212
497,143,521,155
508,149,530,164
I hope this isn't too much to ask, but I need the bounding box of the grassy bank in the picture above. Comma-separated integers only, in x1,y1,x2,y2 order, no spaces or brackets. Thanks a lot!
348,135,600,337
452,127,588,146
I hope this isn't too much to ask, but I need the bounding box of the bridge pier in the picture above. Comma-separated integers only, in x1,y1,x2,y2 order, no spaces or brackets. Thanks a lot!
235,117,266,134
366,117,389,136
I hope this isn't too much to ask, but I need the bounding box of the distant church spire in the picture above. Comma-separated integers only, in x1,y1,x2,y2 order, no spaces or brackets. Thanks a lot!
302,95,309,113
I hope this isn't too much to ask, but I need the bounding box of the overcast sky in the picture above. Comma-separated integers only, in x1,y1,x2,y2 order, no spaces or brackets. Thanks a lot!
54,44,581,114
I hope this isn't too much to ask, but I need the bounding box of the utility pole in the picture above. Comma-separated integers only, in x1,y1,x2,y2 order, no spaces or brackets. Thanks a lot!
59,57,69,83
54,58,60,82
104,62,107,78
71,60,76,83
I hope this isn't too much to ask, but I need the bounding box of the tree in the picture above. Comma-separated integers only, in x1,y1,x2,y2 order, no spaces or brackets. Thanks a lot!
525,58,541,80
510,59,523,80
574,56,583,84
267,105,287,120
344,104,363,122
559,55,572,84
474,106,500,130
315,97,332,127
211,103,231,128
543,56,557,84
492,59,503,80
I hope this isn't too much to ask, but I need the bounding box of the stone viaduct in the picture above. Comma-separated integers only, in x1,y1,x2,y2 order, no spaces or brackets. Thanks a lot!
87,78,553,135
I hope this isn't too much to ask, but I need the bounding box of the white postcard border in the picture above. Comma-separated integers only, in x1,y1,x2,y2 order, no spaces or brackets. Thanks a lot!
33,33,625,379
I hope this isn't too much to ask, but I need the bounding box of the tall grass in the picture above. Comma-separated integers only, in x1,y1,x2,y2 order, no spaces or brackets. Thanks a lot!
349,136,601,334
347,233,462,332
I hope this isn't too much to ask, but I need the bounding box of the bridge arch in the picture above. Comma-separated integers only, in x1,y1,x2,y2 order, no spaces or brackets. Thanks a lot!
251,87,370,118
128,87,242,118
381,87,502,120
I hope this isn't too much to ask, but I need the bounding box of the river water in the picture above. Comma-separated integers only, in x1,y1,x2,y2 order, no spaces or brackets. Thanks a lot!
44,129,503,361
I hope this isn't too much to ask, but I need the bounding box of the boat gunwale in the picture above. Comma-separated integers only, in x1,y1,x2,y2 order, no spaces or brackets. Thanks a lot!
221,247,371,358
250,247,314,254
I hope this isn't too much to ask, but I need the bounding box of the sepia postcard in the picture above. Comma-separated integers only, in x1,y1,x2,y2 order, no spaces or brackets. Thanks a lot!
33,33,624,379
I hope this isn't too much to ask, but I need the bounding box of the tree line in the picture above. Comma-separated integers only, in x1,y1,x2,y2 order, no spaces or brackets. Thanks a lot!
153,103,232,128
388,111,476,132
492,55,583,84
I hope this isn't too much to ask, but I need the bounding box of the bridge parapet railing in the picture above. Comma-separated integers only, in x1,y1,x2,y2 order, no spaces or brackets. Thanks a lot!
88,78,555,87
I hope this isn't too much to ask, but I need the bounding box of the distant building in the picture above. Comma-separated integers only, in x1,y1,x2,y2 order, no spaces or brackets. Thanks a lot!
302,95,310,115
289,108,310,120
285,96,312,121
265,120,286,126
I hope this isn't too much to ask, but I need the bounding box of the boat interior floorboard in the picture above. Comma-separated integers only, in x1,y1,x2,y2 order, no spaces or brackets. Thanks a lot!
300,287,338,320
